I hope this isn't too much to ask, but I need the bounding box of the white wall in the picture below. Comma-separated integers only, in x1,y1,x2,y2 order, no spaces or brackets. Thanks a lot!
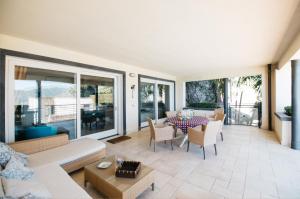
278,31,300,69
0,34,176,134
275,63,291,112
175,78,185,111
274,116,291,147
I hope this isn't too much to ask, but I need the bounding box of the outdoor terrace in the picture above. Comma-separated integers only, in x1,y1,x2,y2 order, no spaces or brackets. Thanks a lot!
71,125,300,199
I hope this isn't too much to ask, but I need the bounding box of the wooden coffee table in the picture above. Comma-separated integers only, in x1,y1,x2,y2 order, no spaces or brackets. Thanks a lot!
84,156,155,199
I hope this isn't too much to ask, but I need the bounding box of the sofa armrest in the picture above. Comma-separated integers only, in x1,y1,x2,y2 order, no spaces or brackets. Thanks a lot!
9,134,70,155
62,149,106,173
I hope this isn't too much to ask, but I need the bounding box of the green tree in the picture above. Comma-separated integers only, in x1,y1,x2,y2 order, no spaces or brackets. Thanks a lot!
237,75,262,96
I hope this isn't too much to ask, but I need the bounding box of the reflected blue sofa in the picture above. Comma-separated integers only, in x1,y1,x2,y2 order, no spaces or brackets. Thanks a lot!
24,125,58,140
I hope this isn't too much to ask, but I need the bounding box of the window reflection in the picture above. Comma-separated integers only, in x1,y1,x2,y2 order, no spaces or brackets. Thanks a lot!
80,75,114,136
140,82,155,122
158,84,170,119
14,66,76,141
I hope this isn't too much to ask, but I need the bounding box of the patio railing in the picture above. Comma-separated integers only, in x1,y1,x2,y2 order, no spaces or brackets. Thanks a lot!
228,103,262,127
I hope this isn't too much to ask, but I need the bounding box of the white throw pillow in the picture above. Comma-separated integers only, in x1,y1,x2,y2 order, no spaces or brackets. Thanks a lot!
1,156,33,180
0,142,16,167
2,177,52,199
15,152,29,166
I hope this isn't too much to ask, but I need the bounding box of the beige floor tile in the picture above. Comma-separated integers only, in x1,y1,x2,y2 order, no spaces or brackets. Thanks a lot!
243,189,260,199
187,171,216,191
154,170,172,188
155,182,178,199
70,125,300,199
175,182,224,199
167,177,185,188
227,181,244,195
211,180,243,199
137,186,160,199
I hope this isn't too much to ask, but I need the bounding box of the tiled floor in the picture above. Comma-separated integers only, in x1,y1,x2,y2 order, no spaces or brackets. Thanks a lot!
71,125,300,199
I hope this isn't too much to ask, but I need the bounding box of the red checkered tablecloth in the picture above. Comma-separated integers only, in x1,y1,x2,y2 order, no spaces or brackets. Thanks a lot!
167,116,209,134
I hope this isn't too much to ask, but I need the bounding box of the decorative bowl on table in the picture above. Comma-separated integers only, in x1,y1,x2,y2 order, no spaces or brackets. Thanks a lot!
97,161,112,169
115,161,141,178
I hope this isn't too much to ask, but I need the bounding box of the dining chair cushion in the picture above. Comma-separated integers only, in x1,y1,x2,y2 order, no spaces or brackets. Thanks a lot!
155,126,174,141
203,121,222,146
188,127,205,145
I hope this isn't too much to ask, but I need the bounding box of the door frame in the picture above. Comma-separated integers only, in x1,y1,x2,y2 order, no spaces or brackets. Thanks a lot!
78,71,121,140
5,56,123,142
138,74,176,130
0,49,126,142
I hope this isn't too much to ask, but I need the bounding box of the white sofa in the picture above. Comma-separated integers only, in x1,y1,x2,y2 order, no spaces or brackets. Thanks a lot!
28,138,106,168
33,163,91,199
8,134,106,199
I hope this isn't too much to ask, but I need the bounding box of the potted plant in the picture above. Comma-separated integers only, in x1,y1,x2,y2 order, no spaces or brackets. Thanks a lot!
284,106,292,116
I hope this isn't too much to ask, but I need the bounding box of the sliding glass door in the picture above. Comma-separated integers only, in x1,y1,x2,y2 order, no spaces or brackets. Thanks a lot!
80,75,115,137
139,77,175,128
5,56,123,143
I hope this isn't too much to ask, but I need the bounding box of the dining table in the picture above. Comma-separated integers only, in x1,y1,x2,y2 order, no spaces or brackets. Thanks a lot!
167,116,209,147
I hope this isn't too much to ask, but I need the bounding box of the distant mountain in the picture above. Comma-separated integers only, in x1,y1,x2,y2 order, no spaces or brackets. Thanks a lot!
15,87,75,104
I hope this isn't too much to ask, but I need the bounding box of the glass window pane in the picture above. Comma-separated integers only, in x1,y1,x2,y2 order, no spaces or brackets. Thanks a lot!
158,84,170,119
140,82,155,122
80,75,114,136
14,66,76,141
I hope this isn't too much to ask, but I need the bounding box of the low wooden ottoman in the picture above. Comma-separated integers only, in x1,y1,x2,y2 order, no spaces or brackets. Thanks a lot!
84,156,155,199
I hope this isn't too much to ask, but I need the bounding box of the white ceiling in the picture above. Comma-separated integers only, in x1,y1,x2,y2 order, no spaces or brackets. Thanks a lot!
0,0,299,78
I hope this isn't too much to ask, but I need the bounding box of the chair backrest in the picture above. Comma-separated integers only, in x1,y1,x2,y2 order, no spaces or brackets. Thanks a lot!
147,118,156,139
193,110,206,117
215,113,226,131
214,108,224,115
215,112,225,121
166,111,177,118
204,120,222,146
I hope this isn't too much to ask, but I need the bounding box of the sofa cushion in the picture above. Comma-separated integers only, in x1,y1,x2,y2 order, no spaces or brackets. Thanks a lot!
1,156,33,180
2,177,52,199
28,138,105,168
15,152,29,166
33,163,92,199
0,142,16,167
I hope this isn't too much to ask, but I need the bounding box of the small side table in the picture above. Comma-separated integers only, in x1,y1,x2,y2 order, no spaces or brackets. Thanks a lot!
84,156,155,199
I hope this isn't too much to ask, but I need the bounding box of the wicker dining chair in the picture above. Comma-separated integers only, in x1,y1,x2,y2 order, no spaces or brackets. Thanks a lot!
208,108,224,120
187,120,222,159
166,111,177,118
214,113,226,141
148,118,175,152
164,111,180,137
